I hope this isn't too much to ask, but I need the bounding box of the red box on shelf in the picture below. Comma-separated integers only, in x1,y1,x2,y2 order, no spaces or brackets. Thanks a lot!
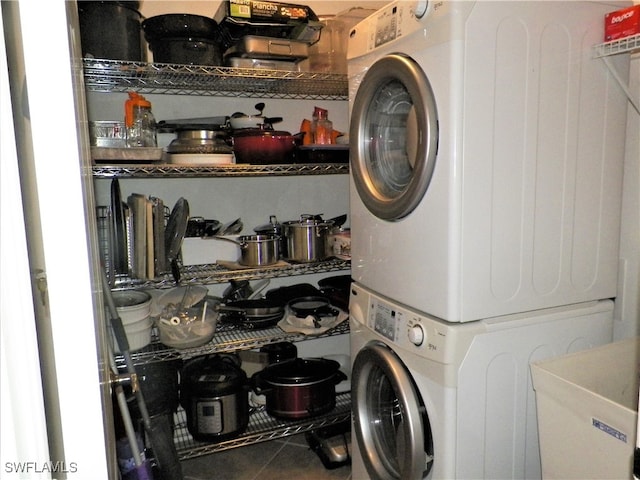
604,5,640,42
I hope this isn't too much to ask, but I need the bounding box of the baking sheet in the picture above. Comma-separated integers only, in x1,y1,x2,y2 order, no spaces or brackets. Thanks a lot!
92,147,163,163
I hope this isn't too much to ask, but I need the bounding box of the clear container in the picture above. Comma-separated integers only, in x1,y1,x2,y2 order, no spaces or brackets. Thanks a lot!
89,120,127,147
308,16,346,74
311,107,333,145
125,92,157,147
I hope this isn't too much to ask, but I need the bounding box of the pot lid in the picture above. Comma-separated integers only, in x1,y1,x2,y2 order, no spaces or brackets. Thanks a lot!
258,357,340,385
254,215,283,233
283,215,335,228
157,116,229,133
232,127,292,138
182,355,247,394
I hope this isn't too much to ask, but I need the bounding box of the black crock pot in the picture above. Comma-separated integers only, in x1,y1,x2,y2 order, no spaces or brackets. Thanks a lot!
180,355,249,442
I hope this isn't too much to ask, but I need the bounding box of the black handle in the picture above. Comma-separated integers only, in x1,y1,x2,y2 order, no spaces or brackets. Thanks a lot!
250,372,273,395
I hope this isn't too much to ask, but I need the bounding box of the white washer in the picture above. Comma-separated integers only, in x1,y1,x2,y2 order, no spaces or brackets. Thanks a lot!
347,1,630,322
349,282,614,479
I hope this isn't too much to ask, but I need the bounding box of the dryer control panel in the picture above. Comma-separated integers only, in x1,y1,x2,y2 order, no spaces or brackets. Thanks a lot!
357,1,430,53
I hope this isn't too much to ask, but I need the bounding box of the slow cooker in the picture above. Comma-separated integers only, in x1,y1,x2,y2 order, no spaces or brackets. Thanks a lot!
180,354,249,442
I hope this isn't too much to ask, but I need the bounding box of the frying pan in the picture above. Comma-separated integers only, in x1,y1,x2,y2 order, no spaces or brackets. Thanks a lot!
217,298,285,329
287,296,339,328
165,198,189,282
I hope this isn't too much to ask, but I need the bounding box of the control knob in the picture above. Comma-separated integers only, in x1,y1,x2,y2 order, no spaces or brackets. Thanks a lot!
408,324,425,346
413,0,428,18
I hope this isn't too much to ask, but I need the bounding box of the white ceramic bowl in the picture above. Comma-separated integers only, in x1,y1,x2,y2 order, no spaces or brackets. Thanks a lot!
111,317,153,353
112,290,152,324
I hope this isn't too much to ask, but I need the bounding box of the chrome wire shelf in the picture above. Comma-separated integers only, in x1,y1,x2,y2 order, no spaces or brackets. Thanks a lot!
82,59,348,100
110,258,350,291
116,320,350,366
593,34,640,58
173,392,352,460
92,162,349,178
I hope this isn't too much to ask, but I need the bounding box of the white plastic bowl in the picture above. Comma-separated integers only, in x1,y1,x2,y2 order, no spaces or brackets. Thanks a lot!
157,299,219,349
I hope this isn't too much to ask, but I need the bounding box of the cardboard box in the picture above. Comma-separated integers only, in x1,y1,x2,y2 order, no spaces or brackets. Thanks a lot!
604,5,640,41
214,0,322,49
214,0,315,24
531,337,639,479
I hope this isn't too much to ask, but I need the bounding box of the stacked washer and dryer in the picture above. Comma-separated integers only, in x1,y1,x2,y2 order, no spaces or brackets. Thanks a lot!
346,1,631,479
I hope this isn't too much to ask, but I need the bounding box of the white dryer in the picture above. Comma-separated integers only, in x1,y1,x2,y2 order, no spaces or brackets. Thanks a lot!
349,282,614,480
347,1,630,322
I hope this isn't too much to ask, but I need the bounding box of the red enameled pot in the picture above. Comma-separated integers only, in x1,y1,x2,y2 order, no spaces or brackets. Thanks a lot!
252,357,346,419
232,128,303,164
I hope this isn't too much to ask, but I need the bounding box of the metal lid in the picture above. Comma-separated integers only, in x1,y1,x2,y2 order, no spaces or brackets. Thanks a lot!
257,357,340,386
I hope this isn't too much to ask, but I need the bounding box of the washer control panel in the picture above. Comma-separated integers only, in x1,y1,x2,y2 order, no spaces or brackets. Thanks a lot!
367,292,451,362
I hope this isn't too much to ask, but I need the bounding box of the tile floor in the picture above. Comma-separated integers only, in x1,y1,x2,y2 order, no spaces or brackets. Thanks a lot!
181,434,352,480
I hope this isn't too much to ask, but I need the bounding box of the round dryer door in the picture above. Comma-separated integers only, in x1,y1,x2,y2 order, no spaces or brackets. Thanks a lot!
350,53,438,220
352,341,434,479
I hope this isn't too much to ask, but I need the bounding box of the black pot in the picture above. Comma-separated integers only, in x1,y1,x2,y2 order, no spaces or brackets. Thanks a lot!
252,358,346,420
180,355,249,442
119,358,182,419
142,14,219,40
78,2,145,62
148,37,222,66
143,14,222,66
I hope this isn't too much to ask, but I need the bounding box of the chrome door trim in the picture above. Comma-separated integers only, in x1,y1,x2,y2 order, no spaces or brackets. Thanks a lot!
350,53,438,220
352,341,432,480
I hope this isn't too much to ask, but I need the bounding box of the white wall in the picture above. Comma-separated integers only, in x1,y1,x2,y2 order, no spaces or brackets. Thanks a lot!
615,43,640,340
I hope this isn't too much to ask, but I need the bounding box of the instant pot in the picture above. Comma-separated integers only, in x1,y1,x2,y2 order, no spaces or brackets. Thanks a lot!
180,354,249,442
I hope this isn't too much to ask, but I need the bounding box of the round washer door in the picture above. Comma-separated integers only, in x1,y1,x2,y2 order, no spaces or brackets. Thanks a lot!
350,53,438,221
352,341,434,479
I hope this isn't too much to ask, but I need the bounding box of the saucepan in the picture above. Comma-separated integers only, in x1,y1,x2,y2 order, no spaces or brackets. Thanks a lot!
282,215,335,263
213,234,280,266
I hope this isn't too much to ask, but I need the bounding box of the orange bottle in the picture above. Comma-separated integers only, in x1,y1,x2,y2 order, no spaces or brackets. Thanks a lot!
300,119,313,145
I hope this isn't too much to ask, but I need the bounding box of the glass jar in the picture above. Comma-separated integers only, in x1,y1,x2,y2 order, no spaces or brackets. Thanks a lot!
125,92,157,147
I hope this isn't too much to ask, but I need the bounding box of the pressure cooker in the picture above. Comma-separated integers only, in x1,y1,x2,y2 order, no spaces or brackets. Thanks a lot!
180,354,249,442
